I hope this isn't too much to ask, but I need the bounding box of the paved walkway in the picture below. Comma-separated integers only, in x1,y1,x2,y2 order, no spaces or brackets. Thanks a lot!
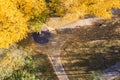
103,62,120,80
48,55,69,80
44,17,104,80
37,34,70,80
43,14,120,80
47,35,69,80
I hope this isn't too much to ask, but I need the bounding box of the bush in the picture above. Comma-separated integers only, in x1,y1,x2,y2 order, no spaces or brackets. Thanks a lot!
4,70,35,80
0,44,28,79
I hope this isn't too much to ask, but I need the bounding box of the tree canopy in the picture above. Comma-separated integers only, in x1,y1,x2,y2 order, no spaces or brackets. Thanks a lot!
0,0,46,48
48,0,120,20
0,0,120,48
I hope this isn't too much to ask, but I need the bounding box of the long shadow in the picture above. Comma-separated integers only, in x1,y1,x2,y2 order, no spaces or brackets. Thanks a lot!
75,20,120,42
60,16,120,79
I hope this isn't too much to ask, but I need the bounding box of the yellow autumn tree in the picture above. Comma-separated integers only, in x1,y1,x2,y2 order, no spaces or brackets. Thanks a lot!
48,0,120,20
12,0,46,19
0,0,46,48
0,0,120,48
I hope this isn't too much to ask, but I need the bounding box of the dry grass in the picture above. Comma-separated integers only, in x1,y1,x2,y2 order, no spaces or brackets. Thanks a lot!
61,16,120,80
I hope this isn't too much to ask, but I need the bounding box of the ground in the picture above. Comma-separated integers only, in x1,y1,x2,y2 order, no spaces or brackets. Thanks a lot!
0,14,120,80
60,15,120,80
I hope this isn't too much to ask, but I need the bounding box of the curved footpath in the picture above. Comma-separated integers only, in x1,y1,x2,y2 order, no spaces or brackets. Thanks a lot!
43,12,120,80
46,17,103,80
44,16,104,80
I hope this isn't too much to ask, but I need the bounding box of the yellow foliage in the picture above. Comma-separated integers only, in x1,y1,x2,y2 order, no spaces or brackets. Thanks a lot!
0,0,46,48
0,0,120,48
0,0,28,48
49,0,120,19
12,0,46,19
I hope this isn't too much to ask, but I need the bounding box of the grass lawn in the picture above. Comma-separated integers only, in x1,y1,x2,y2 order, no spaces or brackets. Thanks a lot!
61,16,120,80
